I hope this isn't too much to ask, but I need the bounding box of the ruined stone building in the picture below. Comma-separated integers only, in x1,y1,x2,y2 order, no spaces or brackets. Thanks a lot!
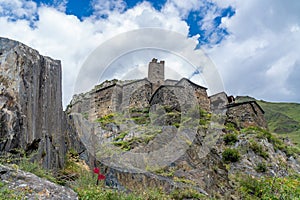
69,58,266,129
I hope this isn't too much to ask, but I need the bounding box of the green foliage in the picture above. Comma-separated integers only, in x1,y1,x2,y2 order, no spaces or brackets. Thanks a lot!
96,113,115,127
249,141,269,159
129,107,150,125
170,188,206,199
174,177,196,185
154,168,175,177
256,100,300,148
131,115,150,125
222,148,240,163
184,107,211,129
82,112,89,120
255,162,267,173
112,133,157,151
284,146,300,157
18,158,59,184
112,140,131,151
72,168,200,200
225,122,238,131
113,131,129,141
0,181,25,199
223,133,238,145
199,109,211,127
238,174,300,199
242,126,300,157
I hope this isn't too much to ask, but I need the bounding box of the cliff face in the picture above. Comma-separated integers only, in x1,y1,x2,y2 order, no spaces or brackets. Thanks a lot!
0,37,65,169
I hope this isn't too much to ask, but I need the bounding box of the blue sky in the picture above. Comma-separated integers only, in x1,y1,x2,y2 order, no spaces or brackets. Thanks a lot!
0,0,299,106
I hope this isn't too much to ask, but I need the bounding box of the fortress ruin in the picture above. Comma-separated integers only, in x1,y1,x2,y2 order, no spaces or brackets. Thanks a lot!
69,58,266,129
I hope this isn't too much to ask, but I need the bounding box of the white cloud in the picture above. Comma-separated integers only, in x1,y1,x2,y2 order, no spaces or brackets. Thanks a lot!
91,0,126,17
1,0,299,106
207,0,300,102
0,0,199,107
162,0,203,18
0,0,37,21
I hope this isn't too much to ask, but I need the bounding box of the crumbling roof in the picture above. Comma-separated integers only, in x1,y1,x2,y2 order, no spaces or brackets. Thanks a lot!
176,78,207,90
226,101,265,114
209,91,228,99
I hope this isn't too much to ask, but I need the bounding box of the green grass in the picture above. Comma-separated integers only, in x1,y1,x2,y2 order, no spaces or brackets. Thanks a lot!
238,173,300,199
0,181,26,199
258,101,300,138
236,96,300,148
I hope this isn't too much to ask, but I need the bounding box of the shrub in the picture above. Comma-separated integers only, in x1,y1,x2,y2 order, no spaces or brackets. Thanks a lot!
255,162,267,173
222,148,240,163
249,141,269,159
224,133,238,145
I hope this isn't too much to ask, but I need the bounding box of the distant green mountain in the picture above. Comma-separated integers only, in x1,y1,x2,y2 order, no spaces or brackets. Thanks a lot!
236,96,300,147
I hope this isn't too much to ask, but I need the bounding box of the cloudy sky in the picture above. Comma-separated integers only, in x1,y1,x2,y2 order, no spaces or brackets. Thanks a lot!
0,0,299,107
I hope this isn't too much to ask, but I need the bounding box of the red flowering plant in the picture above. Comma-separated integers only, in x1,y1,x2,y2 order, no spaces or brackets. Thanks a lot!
93,167,106,185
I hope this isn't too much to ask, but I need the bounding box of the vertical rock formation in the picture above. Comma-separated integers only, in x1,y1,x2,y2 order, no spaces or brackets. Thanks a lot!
0,37,65,169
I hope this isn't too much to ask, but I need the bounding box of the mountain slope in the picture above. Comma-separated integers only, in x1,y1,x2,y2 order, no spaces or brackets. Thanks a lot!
236,96,300,147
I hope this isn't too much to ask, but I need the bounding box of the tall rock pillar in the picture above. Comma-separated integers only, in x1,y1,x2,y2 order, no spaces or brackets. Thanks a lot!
0,37,65,169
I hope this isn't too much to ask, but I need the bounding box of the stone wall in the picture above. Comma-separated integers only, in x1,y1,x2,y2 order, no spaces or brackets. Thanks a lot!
226,101,267,129
0,37,65,169
176,78,210,112
209,92,228,114
121,79,152,111
92,84,116,119
150,85,183,111
129,82,152,110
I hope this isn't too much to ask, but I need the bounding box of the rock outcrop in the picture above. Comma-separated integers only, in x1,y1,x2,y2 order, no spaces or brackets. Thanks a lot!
0,37,65,169
0,164,78,199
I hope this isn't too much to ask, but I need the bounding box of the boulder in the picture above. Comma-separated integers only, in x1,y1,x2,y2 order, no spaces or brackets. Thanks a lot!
0,164,77,199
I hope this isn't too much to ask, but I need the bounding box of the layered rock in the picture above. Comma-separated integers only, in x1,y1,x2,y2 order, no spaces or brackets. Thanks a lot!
0,37,65,169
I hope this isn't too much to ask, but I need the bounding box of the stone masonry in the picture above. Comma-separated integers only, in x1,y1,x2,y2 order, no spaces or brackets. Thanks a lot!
68,58,267,130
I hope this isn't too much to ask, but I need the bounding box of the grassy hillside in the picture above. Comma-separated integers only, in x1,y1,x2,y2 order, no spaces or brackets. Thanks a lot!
236,96,300,147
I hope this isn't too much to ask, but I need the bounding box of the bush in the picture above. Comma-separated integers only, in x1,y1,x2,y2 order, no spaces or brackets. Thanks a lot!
249,141,269,159
224,133,238,145
222,148,240,163
255,162,267,173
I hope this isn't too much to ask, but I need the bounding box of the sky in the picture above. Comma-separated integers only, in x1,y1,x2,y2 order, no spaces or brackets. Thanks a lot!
0,0,299,107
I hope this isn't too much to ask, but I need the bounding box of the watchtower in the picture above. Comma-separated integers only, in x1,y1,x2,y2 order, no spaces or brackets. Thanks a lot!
148,58,165,91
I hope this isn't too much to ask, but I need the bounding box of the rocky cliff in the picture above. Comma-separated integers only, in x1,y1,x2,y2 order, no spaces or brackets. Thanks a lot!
66,78,300,198
0,37,65,169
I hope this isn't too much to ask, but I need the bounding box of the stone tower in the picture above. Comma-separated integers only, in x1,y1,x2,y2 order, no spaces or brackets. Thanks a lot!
148,58,165,91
